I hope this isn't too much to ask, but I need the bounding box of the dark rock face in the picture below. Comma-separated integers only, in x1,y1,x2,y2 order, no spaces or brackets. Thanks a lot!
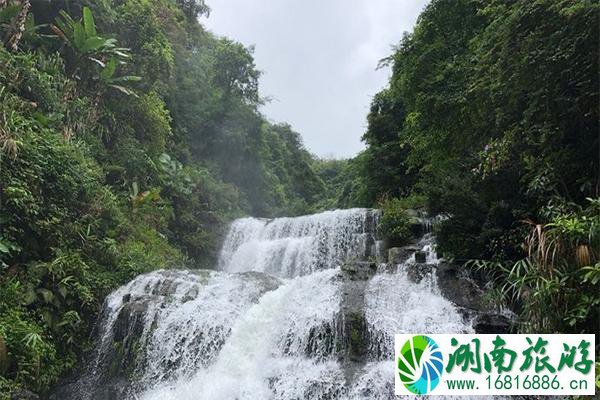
473,313,512,334
436,263,486,311
436,263,515,333
238,271,281,300
303,322,337,359
341,260,377,281
114,298,152,341
363,209,381,240
10,390,39,400
361,234,375,259
337,260,377,384
405,208,431,238
339,311,369,362
352,209,382,261
409,222,425,238
405,263,434,283
387,245,420,265
108,297,154,383
414,251,427,264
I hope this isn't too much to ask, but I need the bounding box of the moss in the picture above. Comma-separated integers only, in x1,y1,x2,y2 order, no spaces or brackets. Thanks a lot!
345,312,367,360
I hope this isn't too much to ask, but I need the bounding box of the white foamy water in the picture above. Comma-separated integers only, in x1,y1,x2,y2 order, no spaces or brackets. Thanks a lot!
219,208,380,277
73,208,479,400
141,268,342,400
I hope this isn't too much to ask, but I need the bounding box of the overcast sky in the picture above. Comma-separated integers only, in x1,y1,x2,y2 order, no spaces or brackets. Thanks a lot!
202,0,429,158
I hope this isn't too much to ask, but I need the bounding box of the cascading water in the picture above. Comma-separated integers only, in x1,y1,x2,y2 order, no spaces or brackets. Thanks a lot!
67,208,480,400
218,208,381,277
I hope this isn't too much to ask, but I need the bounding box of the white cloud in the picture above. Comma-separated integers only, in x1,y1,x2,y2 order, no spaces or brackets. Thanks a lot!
202,0,428,158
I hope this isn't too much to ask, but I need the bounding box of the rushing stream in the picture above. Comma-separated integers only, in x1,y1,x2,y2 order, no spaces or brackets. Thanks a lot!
66,208,478,400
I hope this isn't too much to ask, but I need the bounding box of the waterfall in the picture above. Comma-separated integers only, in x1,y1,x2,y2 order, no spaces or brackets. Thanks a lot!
218,208,381,277
67,208,477,400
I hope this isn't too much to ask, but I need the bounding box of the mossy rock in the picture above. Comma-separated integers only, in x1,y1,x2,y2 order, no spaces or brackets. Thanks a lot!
344,312,368,362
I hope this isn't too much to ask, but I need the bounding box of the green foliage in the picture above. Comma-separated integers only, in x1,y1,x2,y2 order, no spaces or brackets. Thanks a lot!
360,0,598,263
52,6,141,95
350,0,598,337
175,0,210,21
0,43,183,396
0,280,59,392
127,91,172,157
311,158,353,209
157,153,245,265
3,0,595,396
311,155,377,210
377,197,413,247
165,25,324,216
110,0,176,86
261,123,325,216
469,199,599,333
358,89,416,205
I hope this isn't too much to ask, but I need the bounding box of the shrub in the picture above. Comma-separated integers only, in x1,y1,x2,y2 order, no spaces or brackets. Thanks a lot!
470,198,600,333
377,197,413,246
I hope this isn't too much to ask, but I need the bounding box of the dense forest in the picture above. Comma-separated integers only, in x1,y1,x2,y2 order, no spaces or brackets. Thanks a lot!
0,0,598,398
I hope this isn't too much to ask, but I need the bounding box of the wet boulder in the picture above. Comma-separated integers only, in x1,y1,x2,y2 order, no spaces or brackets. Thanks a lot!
113,297,153,342
339,311,369,362
414,251,427,264
237,271,281,301
387,245,420,265
436,263,486,311
405,263,434,283
341,260,377,280
473,313,512,334
405,208,430,238
336,264,374,365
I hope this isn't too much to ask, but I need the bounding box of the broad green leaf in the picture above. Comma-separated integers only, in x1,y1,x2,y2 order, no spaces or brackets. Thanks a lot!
100,58,117,80
73,22,85,49
82,7,97,37
83,36,105,52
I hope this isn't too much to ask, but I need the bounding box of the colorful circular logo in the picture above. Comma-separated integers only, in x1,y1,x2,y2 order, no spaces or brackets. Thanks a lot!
397,335,444,394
